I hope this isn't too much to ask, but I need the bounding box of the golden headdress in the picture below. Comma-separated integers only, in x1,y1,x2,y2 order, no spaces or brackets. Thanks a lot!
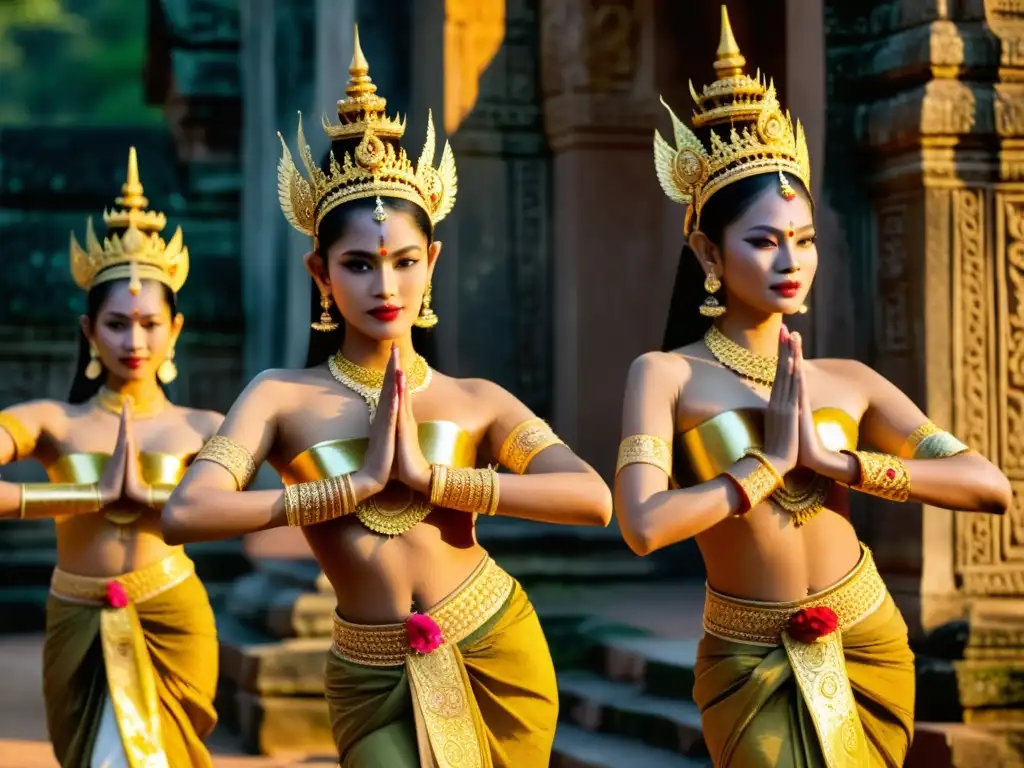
69,147,189,294
277,27,458,244
654,5,811,235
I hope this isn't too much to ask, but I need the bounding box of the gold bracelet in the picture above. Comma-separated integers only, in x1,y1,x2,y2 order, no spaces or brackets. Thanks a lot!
616,434,673,478
741,448,786,487
19,483,103,518
195,435,258,490
723,465,780,514
842,450,910,502
0,412,35,461
498,418,564,474
284,474,356,527
430,465,499,515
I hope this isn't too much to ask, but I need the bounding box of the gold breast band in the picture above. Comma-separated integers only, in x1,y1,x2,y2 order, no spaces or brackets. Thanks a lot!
703,545,887,646
331,556,514,667
49,548,195,605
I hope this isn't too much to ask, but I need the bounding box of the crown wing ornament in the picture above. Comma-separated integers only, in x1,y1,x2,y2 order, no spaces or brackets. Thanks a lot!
654,5,811,234
69,147,189,294
277,27,458,244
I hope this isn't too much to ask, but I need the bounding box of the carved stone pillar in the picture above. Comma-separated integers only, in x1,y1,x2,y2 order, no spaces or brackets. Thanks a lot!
825,0,1024,689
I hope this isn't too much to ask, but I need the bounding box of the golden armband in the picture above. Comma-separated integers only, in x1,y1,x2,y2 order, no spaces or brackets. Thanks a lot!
842,450,910,502
20,484,102,519
722,465,780,514
284,473,356,527
498,418,564,474
904,422,970,459
616,434,673,478
430,464,500,516
194,435,257,490
0,412,35,462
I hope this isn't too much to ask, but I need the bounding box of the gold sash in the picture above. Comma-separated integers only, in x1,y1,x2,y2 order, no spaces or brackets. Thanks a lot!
703,546,885,768
50,549,195,768
331,557,513,768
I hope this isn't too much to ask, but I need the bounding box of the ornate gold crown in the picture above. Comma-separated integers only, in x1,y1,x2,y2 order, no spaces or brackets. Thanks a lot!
654,5,811,235
69,147,189,294
277,27,457,244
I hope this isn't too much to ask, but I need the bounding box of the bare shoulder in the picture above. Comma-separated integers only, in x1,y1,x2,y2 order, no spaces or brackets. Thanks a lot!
172,406,225,438
811,357,880,385
3,398,74,428
448,375,513,415
626,348,694,394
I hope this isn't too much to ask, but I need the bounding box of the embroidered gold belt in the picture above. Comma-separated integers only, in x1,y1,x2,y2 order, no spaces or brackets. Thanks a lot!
50,548,194,606
703,544,886,647
331,556,514,667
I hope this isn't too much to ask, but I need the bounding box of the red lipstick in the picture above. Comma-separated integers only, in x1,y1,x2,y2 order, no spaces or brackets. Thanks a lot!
120,356,145,369
771,281,801,299
368,305,402,322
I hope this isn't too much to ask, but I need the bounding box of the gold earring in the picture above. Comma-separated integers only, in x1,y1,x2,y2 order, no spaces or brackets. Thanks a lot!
414,281,438,328
85,343,103,380
157,344,178,384
798,302,809,315
311,293,339,332
699,272,726,317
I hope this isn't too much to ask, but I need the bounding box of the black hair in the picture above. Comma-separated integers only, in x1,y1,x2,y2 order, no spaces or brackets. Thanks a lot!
661,171,813,351
67,278,178,403
303,138,438,368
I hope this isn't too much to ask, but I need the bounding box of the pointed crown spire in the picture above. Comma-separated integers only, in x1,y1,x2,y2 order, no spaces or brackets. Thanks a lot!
652,4,811,235
70,147,189,293
276,25,458,245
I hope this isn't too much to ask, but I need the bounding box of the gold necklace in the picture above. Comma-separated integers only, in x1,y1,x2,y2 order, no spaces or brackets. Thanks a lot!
356,486,434,536
771,474,831,527
328,352,432,421
95,387,170,419
703,326,777,387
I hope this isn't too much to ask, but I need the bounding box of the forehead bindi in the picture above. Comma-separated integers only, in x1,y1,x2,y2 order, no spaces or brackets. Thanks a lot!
736,188,813,233
101,284,167,319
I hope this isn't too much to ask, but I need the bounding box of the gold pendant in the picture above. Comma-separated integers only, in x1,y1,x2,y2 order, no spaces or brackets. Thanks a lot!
771,474,831,527
327,352,432,422
356,486,433,536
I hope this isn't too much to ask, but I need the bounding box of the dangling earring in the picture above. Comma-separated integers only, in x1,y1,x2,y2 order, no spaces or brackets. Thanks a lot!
85,343,103,380
699,272,726,317
157,344,178,384
312,293,339,332
414,281,438,328
798,302,809,315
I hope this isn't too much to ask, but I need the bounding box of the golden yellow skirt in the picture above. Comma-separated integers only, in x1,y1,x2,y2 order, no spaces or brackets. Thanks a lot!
693,546,915,768
325,557,559,767
43,549,218,768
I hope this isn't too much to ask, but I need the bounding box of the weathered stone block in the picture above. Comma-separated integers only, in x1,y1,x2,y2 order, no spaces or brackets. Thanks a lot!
234,691,334,757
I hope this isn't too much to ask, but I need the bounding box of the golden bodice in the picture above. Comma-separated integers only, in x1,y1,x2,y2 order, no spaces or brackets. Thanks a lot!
46,452,193,484
277,421,478,485
674,407,859,485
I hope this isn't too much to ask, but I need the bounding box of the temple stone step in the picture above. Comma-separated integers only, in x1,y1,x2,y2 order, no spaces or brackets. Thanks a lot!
552,723,710,768
558,669,707,757
598,635,700,700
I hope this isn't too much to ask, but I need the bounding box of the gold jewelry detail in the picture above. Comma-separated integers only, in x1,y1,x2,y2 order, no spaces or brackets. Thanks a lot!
498,418,564,474
744,447,829,526
95,387,169,420
20,483,103,518
742,448,784,486
616,434,672,478
724,464,780,513
277,27,457,246
842,450,910,502
703,325,776,386
285,473,356,526
312,293,340,332
904,422,969,459
0,412,35,461
413,280,438,329
50,549,195,606
145,484,173,510
703,546,886,646
194,435,258,490
157,345,178,384
70,147,189,294
373,196,388,222
85,344,103,380
431,464,499,516
699,272,726,318
327,352,431,422
356,486,434,535
653,7,810,236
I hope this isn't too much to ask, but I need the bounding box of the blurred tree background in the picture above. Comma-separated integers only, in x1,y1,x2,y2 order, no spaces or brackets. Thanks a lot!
0,0,161,124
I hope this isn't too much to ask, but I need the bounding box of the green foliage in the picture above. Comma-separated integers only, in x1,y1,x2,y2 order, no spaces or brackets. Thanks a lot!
0,0,163,125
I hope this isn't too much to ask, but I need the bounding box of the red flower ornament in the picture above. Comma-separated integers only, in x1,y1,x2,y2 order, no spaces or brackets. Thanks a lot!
787,606,839,644
106,580,129,609
405,613,444,654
